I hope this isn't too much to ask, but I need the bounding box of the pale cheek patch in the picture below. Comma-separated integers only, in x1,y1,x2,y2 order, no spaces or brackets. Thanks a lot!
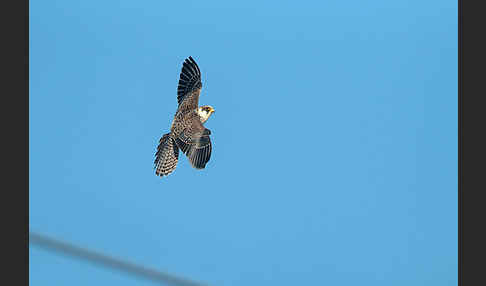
196,109,211,123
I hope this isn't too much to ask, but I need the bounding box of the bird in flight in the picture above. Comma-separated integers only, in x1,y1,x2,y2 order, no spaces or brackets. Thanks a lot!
154,56,215,178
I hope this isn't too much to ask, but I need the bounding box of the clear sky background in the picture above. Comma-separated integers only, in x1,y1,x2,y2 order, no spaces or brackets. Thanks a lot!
29,0,457,285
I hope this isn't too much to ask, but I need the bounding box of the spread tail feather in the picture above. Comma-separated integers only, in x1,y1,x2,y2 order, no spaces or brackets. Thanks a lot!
154,133,179,177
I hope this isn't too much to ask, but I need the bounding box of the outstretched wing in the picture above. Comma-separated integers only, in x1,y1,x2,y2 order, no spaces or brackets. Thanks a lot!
177,56,202,112
175,119,212,170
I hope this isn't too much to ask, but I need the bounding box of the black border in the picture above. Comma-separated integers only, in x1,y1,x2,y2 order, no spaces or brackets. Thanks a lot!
460,0,486,285
3,0,28,284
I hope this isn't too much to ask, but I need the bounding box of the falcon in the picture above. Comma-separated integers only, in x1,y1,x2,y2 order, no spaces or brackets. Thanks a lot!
154,56,215,177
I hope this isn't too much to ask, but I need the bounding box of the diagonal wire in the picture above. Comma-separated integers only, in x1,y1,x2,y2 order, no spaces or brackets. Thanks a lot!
29,231,211,286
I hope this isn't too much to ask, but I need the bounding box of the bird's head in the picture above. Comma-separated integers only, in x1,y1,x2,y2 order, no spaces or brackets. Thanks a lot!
196,105,215,123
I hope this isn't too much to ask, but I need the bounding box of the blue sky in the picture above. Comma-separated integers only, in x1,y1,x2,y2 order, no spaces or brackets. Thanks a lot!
29,0,457,285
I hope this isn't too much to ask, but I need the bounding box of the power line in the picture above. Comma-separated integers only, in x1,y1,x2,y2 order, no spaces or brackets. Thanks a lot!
29,231,211,286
